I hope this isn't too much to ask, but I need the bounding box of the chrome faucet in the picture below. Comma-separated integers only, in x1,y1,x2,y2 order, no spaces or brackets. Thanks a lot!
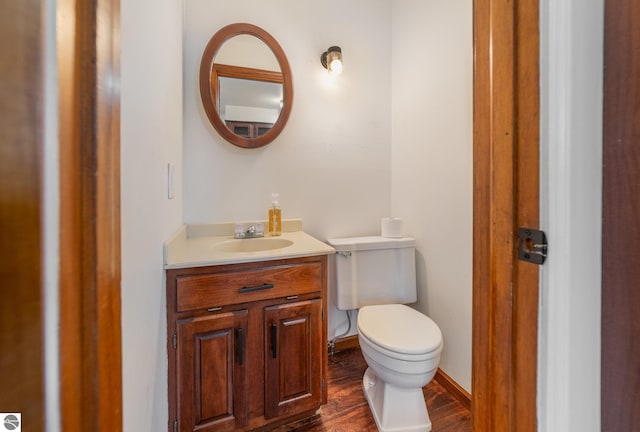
234,223,264,239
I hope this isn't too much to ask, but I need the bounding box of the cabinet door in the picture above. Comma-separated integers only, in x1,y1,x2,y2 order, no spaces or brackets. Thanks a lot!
264,299,323,419
176,310,248,432
225,121,252,137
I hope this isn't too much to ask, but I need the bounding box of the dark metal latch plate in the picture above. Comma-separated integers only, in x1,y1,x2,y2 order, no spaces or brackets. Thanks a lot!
518,227,547,265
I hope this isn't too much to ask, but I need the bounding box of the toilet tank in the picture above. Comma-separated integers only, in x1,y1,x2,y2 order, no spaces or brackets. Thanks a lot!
327,236,416,310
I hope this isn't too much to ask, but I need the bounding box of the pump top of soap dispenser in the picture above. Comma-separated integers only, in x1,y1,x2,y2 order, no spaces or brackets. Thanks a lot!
271,193,280,207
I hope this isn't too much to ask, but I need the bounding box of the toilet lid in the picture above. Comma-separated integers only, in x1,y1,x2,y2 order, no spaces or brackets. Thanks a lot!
358,304,442,355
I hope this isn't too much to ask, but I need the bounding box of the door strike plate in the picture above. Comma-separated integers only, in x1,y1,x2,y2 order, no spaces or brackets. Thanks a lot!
518,227,547,265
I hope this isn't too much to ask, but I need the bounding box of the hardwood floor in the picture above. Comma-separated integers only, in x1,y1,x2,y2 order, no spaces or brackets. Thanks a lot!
274,348,471,431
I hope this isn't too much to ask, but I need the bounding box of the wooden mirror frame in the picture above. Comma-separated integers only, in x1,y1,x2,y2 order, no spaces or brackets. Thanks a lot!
199,23,293,149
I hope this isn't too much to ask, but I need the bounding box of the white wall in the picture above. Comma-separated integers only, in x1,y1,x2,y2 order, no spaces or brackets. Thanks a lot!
120,0,183,430
390,0,473,392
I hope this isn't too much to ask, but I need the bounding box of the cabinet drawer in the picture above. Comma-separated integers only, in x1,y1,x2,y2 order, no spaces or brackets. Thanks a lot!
175,262,322,312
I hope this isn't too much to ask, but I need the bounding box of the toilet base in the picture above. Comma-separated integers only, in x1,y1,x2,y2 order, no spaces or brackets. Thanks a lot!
362,367,432,432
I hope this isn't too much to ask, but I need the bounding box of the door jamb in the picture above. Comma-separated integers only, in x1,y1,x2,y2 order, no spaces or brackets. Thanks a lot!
472,1,540,430
58,0,122,430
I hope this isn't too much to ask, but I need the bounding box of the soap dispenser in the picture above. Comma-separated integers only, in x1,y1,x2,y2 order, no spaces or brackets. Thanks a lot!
268,193,281,236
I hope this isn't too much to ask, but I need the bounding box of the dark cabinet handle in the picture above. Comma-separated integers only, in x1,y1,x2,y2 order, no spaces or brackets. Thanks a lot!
236,328,244,365
238,283,274,293
270,323,277,359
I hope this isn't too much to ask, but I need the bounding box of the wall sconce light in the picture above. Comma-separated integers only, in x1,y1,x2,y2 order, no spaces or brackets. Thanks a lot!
321,46,343,76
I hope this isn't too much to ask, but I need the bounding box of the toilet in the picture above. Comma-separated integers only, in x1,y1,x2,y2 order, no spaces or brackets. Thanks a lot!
327,236,443,432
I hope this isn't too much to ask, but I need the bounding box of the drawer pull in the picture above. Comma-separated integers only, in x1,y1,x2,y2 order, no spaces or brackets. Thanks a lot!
236,328,244,366
238,283,274,293
271,323,277,358
207,306,222,312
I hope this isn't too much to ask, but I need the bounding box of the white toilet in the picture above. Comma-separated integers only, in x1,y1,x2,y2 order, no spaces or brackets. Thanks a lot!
327,236,443,432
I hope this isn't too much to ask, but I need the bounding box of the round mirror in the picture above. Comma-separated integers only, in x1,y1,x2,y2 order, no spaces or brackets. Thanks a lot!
199,23,293,149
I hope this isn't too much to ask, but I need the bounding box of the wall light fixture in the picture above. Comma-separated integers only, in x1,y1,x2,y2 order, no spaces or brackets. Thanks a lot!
321,46,343,76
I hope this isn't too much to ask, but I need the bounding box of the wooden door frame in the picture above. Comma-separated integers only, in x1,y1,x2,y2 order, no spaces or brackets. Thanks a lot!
472,0,540,431
58,0,122,430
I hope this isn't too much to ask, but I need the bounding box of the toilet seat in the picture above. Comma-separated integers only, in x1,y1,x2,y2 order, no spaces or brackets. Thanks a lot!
358,304,443,359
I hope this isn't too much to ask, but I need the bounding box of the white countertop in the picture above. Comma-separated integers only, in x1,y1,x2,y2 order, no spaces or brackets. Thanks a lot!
164,219,336,269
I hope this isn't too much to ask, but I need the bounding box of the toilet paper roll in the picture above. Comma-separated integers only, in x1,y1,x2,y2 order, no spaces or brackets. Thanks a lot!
381,217,403,238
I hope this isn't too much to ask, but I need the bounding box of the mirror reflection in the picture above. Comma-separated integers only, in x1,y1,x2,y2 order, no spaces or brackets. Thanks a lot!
218,77,283,138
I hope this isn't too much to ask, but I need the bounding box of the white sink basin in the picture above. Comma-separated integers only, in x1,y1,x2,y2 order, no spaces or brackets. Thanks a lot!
212,237,294,253
164,221,337,268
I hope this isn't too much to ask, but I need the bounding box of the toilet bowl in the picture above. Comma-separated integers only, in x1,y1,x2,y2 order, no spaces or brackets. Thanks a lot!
358,304,443,432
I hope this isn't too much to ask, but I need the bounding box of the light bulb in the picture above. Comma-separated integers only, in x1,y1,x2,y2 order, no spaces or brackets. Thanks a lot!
329,58,343,75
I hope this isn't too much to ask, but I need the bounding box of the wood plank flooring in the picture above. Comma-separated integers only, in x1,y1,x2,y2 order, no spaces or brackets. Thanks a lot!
274,348,471,431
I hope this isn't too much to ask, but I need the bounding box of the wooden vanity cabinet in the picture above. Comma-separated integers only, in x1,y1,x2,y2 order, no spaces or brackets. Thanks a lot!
166,255,328,432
